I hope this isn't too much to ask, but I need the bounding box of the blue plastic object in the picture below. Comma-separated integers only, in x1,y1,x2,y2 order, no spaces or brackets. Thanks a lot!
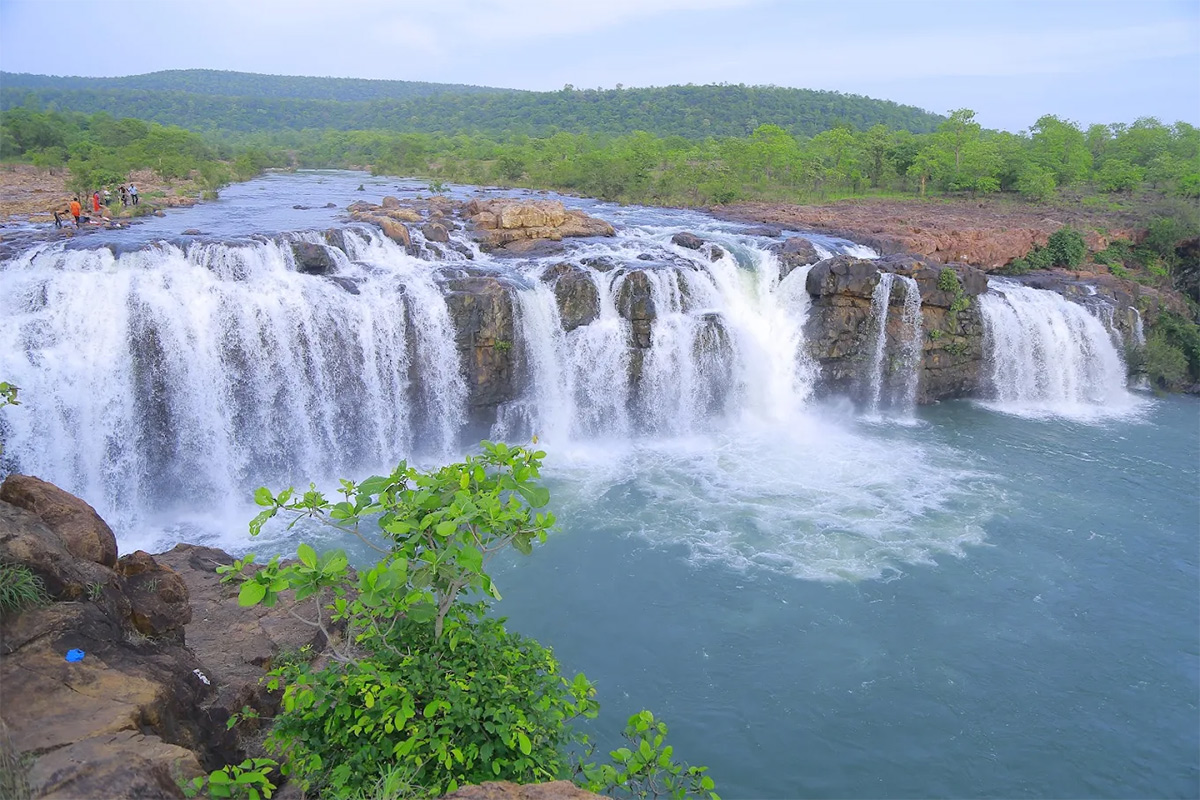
64,648,85,662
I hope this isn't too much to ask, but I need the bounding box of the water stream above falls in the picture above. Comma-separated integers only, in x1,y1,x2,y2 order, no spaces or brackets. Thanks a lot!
1,171,1193,797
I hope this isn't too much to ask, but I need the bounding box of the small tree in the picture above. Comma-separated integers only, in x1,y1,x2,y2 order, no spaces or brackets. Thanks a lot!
226,442,719,799
1046,227,1087,269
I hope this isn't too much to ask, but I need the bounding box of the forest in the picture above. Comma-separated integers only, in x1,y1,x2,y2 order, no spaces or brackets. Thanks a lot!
0,74,944,139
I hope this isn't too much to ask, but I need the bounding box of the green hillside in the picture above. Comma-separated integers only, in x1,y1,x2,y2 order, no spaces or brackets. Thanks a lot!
0,71,945,138
0,69,508,102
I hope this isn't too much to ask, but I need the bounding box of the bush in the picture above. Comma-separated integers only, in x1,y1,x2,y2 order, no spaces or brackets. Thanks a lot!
227,443,718,799
1145,335,1190,391
1046,227,1087,269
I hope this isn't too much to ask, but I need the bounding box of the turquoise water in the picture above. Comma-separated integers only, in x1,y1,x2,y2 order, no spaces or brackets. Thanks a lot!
493,396,1199,798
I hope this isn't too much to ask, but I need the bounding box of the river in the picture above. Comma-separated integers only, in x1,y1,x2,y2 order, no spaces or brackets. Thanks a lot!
1,171,1195,798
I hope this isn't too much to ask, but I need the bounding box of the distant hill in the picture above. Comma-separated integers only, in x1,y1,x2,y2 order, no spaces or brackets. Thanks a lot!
0,71,945,139
0,69,509,102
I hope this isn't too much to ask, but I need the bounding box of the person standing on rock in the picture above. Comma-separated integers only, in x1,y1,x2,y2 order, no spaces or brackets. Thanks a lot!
92,192,101,213
128,183,139,206
69,197,82,227
119,185,129,207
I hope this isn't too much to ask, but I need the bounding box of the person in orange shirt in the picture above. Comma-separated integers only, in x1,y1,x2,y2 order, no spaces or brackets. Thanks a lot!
69,197,82,227
92,192,101,213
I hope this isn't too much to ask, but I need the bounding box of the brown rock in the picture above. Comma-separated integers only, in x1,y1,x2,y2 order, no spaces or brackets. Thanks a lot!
443,781,602,800
1,474,118,567
422,222,451,243
381,195,401,209
347,200,379,213
0,499,119,603
541,263,599,331
386,208,422,223
116,551,191,639
379,218,412,248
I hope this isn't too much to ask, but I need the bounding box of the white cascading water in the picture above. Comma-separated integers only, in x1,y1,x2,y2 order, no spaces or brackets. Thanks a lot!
864,272,923,416
0,229,465,539
0,188,990,579
896,275,924,412
978,281,1142,418
493,236,818,446
865,272,895,414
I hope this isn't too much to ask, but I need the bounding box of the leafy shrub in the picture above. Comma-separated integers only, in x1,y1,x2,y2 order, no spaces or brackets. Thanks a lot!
0,564,47,617
183,759,277,800
580,711,719,800
936,268,961,293
1046,227,1087,269
226,442,718,798
267,606,595,796
1144,335,1190,391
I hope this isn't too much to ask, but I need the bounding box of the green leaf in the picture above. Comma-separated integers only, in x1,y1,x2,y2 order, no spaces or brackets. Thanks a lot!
517,731,532,756
254,487,274,506
458,545,483,574
297,543,317,569
435,519,458,537
238,581,267,607
248,508,276,537
209,770,231,785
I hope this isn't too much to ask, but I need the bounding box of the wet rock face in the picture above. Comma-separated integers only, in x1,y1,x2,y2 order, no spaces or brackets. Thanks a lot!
541,263,599,332
443,274,519,414
768,236,820,279
290,241,335,275
616,269,656,349
803,255,988,404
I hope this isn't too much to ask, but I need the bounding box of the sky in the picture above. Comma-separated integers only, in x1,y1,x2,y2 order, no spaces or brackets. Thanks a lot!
0,0,1197,132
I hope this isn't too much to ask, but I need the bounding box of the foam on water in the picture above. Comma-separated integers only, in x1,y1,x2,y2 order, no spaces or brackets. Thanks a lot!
542,414,990,582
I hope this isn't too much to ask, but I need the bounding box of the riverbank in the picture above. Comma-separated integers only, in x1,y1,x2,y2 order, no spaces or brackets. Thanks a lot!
712,195,1148,271
0,163,205,223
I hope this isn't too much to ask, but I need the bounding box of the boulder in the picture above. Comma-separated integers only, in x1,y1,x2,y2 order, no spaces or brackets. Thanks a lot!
466,199,614,249
443,781,602,799
154,544,334,755
116,550,191,640
290,241,335,275
671,232,706,250
381,195,401,209
379,218,412,248
441,276,519,412
769,237,820,279
541,263,600,331
422,222,450,243
0,501,112,602
1,474,117,567
346,200,378,214
385,208,423,223
500,239,565,256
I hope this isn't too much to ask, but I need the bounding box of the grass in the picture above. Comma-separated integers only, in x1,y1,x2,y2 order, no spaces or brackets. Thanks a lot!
0,563,47,617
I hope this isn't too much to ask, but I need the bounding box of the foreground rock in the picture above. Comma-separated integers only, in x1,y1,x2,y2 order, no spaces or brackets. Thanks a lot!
443,781,602,799
0,475,334,799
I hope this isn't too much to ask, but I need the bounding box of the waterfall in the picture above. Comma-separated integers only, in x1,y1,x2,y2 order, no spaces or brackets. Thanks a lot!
493,240,818,445
978,281,1141,418
1132,308,1146,347
863,273,922,417
0,229,465,534
896,275,924,412
0,211,867,546
865,273,895,414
